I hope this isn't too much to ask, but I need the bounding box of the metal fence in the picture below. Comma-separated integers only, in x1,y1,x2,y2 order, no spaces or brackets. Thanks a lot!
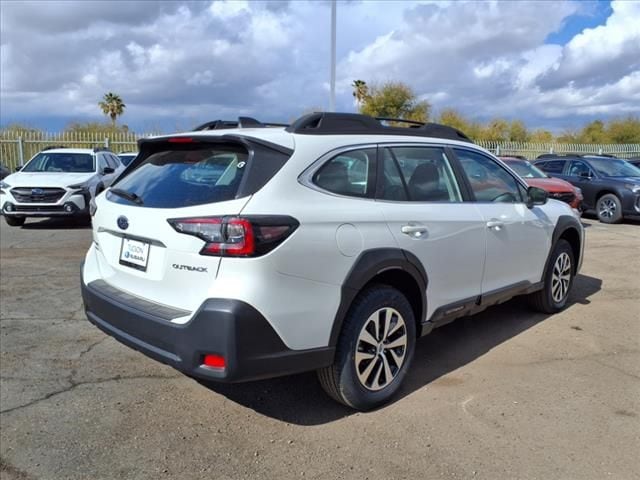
1,130,639,171
0,131,152,171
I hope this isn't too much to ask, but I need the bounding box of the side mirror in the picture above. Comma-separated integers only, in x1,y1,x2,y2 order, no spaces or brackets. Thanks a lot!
102,167,115,175
526,186,548,209
15,166,22,172
578,171,592,179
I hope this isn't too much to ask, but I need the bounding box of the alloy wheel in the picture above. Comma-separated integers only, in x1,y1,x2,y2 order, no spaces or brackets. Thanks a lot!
354,307,407,391
551,252,572,303
599,198,617,219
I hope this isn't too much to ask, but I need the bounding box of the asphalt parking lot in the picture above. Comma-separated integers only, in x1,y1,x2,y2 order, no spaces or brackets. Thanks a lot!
0,216,638,480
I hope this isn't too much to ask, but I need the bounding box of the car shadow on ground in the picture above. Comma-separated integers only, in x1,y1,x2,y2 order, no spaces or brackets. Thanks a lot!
18,217,91,230
200,273,602,425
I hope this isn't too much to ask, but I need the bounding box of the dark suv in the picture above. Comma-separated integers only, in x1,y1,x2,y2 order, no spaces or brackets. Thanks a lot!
534,154,640,223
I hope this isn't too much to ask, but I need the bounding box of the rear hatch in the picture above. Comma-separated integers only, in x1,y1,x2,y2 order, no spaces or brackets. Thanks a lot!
91,135,292,314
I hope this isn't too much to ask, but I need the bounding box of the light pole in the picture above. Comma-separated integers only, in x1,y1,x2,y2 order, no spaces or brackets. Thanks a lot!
329,0,336,112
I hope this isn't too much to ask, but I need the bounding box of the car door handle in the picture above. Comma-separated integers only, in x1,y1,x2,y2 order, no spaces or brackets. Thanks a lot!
401,225,428,237
486,220,504,230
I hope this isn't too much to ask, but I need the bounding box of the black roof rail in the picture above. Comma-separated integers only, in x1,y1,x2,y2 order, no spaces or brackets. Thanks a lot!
41,145,66,151
193,117,288,131
285,112,473,142
536,153,584,159
93,147,113,153
499,155,528,160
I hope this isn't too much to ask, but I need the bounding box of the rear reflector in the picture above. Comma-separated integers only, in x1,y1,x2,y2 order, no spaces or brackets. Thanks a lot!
202,354,226,369
168,215,299,257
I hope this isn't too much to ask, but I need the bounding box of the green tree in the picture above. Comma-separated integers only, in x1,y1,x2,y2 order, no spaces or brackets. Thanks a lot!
359,81,431,122
578,120,607,143
606,116,640,143
508,120,529,142
529,129,554,143
481,119,510,142
98,92,126,128
65,121,129,135
351,80,369,107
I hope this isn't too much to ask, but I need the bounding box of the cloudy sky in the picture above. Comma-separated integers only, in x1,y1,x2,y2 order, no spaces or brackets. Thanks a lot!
1,0,638,132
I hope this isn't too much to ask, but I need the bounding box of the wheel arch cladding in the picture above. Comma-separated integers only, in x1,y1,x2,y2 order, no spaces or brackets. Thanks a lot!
329,248,428,347
545,215,582,278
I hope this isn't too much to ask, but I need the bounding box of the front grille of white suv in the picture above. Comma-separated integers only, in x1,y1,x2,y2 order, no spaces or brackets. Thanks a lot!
11,187,66,203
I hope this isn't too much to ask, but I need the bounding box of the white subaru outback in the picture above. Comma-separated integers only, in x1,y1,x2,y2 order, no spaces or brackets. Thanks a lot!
81,113,584,410
1,147,125,226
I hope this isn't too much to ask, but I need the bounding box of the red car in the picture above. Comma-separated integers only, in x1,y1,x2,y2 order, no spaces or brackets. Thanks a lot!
500,157,583,211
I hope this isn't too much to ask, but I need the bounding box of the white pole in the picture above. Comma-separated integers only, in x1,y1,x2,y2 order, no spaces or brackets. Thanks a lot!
329,0,337,112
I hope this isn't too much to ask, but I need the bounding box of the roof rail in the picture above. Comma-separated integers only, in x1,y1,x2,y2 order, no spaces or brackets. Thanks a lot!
193,117,288,131
285,112,473,142
536,153,584,159
93,147,113,153
41,145,66,151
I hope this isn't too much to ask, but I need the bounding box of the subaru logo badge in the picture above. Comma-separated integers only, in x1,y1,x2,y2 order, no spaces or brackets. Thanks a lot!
31,188,44,195
117,216,129,230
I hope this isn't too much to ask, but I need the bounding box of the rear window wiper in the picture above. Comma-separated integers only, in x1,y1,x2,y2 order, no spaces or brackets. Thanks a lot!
109,188,144,205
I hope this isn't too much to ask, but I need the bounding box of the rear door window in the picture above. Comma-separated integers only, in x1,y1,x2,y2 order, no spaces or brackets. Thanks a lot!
313,148,376,197
539,160,566,174
108,144,249,208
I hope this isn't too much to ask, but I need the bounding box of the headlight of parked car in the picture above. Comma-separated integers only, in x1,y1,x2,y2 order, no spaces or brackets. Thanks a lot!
0,181,10,190
67,181,91,193
624,184,640,194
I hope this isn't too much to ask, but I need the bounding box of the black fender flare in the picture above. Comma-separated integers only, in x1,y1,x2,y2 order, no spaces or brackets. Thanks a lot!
328,248,428,347
542,215,583,280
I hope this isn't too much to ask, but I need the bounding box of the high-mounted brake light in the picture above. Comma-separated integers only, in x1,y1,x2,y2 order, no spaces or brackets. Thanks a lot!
167,137,194,143
167,216,298,257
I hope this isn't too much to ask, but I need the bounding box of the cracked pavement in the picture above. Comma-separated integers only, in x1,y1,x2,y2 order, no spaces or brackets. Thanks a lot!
1,216,639,480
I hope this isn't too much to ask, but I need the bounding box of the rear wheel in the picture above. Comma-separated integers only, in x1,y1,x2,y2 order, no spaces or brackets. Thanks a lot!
4,216,25,227
318,285,416,411
528,239,574,314
597,193,622,223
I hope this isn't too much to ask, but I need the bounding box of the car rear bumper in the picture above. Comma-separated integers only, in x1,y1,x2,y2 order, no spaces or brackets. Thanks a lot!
81,271,334,382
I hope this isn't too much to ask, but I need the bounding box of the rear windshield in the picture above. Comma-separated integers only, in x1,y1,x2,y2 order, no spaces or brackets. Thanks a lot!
23,152,95,173
108,144,249,208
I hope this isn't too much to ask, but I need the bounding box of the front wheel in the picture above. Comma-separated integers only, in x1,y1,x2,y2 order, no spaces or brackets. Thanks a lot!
597,193,622,224
528,239,575,314
4,216,26,227
317,285,416,411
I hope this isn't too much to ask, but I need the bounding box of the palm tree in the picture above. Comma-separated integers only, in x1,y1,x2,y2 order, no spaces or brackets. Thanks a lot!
99,93,126,128
352,80,369,108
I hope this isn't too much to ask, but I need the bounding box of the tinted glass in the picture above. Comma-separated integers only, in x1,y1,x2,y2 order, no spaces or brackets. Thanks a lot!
313,148,376,197
381,147,461,202
504,160,547,179
586,158,640,177
454,148,523,203
108,144,248,208
119,154,137,166
537,160,565,174
22,153,95,173
567,160,593,177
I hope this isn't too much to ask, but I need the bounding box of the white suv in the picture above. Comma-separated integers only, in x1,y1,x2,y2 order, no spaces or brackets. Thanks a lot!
81,113,584,410
1,147,125,226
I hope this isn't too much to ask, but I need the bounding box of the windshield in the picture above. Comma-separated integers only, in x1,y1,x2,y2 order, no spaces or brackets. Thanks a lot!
587,158,640,177
22,152,95,173
504,160,547,179
108,144,249,208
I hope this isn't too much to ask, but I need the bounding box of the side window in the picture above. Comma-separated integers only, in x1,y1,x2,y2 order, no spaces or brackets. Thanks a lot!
540,160,565,174
108,154,121,168
97,154,108,172
380,147,461,202
567,160,593,177
454,148,523,203
313,148,376,197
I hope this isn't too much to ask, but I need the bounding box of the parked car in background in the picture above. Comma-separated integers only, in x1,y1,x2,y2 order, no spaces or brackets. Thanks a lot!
0,147,125,227
118,152,138,166
628,157,640,168
82,112,583,410
534,154,640,223
500,157,583,212
0,162,9,180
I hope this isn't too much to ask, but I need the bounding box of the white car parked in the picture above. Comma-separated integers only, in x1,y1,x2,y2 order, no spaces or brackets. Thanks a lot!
1,147,125,226
81,113,584,410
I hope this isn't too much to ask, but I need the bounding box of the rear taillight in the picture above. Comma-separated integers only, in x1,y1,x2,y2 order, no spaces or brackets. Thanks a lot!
168,215,298,257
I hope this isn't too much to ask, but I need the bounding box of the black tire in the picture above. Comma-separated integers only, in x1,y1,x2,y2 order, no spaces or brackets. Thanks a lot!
528,239,575,314
317,284,416,411
4,216,25,227
596,193,623,224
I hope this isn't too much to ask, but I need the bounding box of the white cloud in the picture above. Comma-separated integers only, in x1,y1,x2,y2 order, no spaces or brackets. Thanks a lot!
0,0,637,131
